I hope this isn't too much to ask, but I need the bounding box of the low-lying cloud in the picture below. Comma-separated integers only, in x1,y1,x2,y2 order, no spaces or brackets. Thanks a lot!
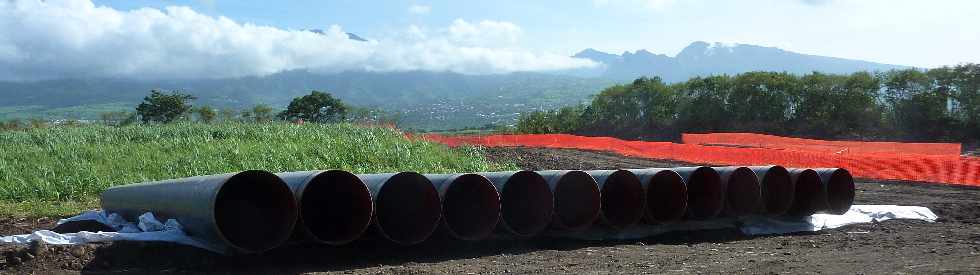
0,0,595,81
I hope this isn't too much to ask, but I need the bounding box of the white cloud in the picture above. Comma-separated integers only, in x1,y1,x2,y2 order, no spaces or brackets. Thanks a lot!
408,4,430,15
0,0,594,80
447,19,522,47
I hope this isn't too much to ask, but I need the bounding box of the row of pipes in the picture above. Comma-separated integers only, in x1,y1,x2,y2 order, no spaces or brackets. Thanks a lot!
99,166,856,254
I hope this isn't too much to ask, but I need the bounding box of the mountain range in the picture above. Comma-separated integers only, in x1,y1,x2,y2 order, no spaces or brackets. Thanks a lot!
0,41,915,129
570,41,908,81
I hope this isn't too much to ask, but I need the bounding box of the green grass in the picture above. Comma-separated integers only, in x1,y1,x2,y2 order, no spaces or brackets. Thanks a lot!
0,123,513,218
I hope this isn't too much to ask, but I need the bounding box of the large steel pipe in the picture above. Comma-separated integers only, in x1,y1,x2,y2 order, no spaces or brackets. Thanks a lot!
276,170,373,245
478,171,553,237
714,167,761,216
748,166,795,215
425,173,501,241
587,170,645,229
629,169,687,223
786,168,825,216
360,172,442,245
101,170,298,254
814,168,856,215
671,167,724,219
536,170,601,232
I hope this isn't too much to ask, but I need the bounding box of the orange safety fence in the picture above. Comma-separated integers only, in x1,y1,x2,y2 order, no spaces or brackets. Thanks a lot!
422,133,980,187
682,133,962,156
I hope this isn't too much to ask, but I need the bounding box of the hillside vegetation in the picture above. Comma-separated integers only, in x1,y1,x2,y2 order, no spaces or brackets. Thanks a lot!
0,71,613,130
516,65,980,143
0,123,512,217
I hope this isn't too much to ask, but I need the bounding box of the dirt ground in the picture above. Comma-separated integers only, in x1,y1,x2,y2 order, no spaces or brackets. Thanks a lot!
2,147,980,274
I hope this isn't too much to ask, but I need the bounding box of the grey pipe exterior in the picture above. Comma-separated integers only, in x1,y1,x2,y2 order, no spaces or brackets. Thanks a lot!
100,170,298,254
536,170,601,232
276,170,373,245
747,166,795,215
424,173,501,241
628,168,687,223
587,170,645,229
358,172,442,245
478,171,553,238
671,167,725,219
813,168,856,215
714,166,761,216
786,168,825,216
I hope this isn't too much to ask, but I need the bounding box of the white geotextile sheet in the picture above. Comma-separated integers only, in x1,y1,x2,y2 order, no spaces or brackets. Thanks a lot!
549,205,936,240
0,211,224,253
1,205,936,253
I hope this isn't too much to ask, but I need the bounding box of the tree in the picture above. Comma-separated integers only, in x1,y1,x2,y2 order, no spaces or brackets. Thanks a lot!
99,111,135,126
251,104,275,122
218,108,237,122
136,90,196,123
728,72,796,133
882,69,954,139
278,91,347,123
195,105,217,123
677,75,733,132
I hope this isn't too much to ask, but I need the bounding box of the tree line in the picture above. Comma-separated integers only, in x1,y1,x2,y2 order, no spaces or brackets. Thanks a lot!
515,64,980,143
1,90,399,130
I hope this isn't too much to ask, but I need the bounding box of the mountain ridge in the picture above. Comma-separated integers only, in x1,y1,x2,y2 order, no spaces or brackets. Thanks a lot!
571,41,908,81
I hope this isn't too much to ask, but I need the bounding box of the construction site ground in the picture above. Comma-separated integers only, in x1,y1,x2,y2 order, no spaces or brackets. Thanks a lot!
2,147,979,274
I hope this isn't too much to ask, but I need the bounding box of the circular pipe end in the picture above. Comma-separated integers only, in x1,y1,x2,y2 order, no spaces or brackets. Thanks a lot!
442,174,501,241
552,171,601,231
301,170,373,245
726,167,761,216
214,170,298,253
685,167,724,219
375,172,442,245
500,171,553,237
645,170,688,223
758,166,794,215
825,168,855,215
600,170,645,228
789,169,824,216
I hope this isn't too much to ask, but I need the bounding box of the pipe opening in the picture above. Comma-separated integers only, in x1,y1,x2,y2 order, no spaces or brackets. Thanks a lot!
826,169,855,214
500,171,553,237
726,167,761,215
214,170,297,253
646,171,687,222
302,170,373,245
553,171,601,230
443,174,501,240
790,169,824,216
375,172,442,245
685,167,724,219
760,166,794,215
600,170,644,228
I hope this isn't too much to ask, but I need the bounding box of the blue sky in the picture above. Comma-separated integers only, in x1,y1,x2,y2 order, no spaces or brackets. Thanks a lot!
1,0,978,80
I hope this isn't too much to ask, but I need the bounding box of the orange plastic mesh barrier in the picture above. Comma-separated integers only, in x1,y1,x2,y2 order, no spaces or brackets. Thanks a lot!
423,134,980,186
682,133,962,156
